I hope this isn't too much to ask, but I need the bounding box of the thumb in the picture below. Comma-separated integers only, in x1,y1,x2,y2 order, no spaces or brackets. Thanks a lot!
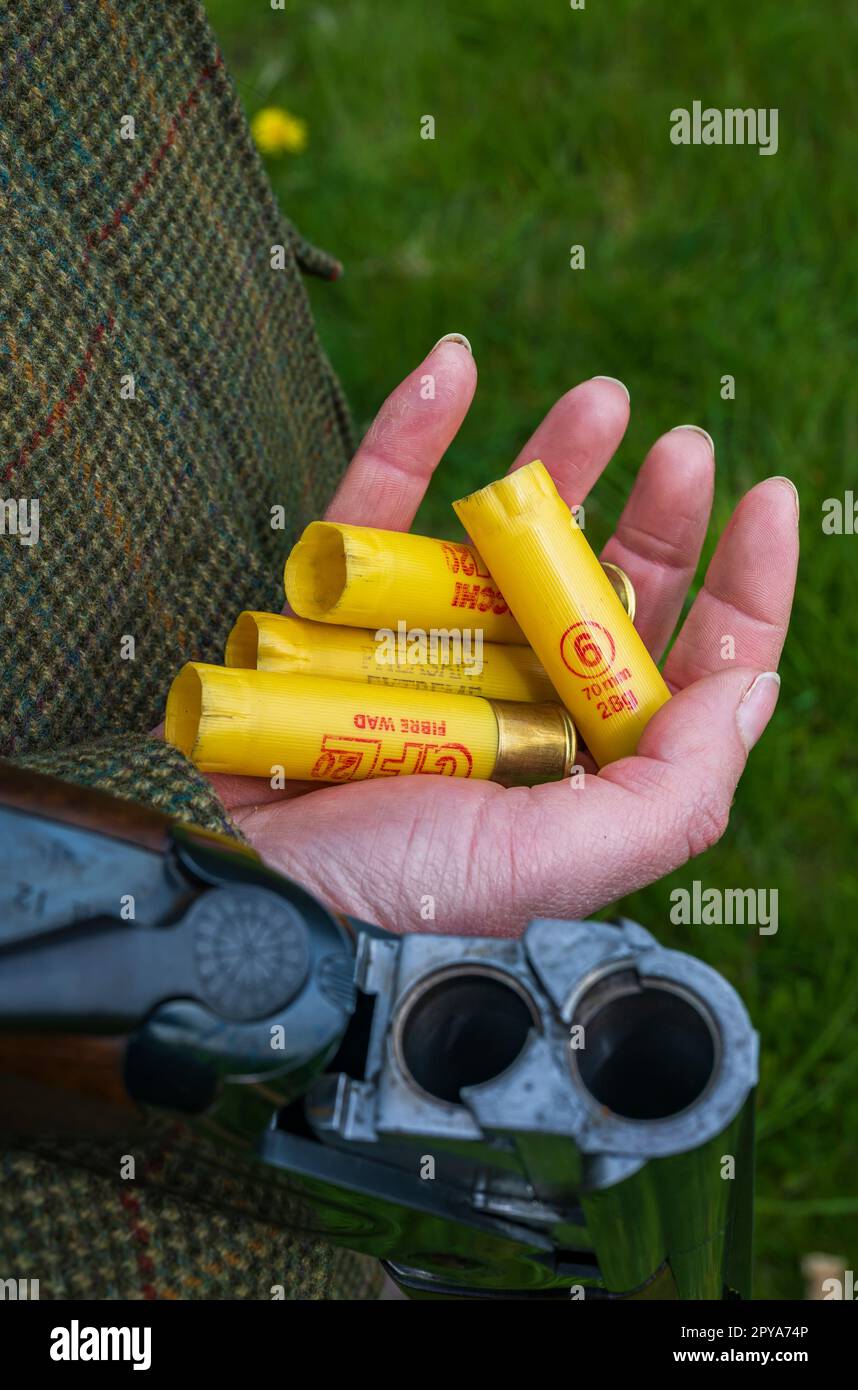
455,665,783,934
602,666,782,862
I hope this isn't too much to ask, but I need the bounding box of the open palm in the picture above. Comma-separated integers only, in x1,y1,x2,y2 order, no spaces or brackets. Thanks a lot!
209,339,798,937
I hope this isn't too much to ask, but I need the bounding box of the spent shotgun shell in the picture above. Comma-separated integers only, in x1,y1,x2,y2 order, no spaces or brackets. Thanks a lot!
285,521,526,642
165,663,576,786
225,611,557,702
284,521,637,643
453,460,671,766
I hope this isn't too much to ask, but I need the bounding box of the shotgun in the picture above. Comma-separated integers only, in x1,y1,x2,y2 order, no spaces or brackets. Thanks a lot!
0,762,756,1299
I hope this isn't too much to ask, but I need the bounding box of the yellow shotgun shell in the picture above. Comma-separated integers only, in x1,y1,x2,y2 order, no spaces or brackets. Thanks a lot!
225,611,557,703
284,522,637,644
601,562,636,625
285,521,526,642
165,663,576,786
453,460,671,766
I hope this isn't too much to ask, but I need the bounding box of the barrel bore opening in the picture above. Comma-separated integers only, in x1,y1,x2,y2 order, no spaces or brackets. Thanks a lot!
287,524,348,617
572,974,716,1120
225,612,261,669
165,666,203,758
400,971,537,1105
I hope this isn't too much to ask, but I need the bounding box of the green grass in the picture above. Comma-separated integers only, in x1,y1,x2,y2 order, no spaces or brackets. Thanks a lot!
206,0,858,1298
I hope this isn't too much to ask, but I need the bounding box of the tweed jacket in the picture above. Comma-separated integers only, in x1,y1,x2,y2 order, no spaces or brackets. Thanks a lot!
0,0,379,1300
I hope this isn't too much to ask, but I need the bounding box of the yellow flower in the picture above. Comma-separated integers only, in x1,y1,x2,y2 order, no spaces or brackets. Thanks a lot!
251,106,308,156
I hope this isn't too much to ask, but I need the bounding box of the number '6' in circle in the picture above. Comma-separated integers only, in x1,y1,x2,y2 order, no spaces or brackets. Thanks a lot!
560,621,616,680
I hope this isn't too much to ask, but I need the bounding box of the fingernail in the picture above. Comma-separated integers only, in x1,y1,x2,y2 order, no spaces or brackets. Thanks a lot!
432,332,472,354
671,424,715,457
591,375,630,402
768,475,800,523
736,671,781,751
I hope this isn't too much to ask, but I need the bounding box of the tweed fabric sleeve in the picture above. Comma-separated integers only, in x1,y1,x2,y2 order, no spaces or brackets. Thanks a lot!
0,0,355,758
0,1147,384,1301
0,0,384,1300
12,733,240,836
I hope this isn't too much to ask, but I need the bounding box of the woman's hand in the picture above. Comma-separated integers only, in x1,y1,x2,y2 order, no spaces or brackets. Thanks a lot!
210,337,798,937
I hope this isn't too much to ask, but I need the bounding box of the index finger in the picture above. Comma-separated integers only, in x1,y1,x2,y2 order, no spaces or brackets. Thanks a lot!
323,337,477,531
